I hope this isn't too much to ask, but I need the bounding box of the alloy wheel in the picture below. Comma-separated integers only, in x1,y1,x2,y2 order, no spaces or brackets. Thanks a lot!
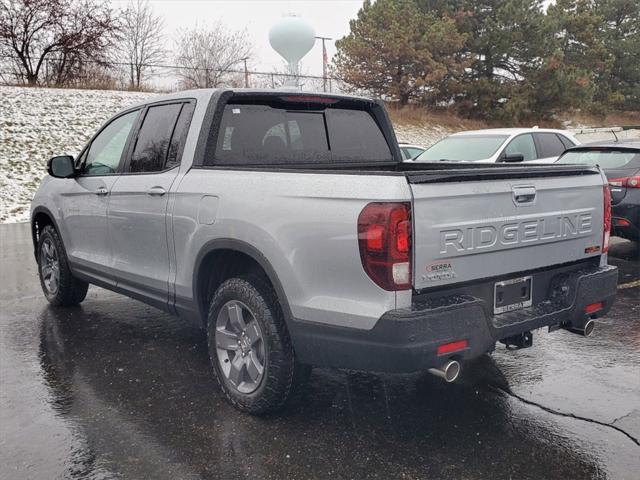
40,239,60,295
215,300,266,394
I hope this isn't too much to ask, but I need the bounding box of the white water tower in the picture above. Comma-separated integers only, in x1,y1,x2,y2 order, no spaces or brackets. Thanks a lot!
269,16,316,85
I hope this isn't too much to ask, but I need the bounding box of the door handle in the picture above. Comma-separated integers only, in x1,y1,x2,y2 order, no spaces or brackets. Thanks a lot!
146,186,167,196
95,186,108,196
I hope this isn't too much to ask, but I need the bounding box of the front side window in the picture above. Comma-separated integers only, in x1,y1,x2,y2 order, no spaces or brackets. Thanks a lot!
504,134,536,161
129,103,183,173
83,110,139,175
212,103,391,166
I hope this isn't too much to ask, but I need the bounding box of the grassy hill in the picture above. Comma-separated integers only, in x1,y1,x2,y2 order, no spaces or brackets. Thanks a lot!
1,85,638,223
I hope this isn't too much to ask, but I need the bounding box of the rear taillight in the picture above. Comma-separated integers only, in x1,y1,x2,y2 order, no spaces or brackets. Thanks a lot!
437,340,468,356
609,176,640,188
585,302,603,314
603,185,611,254
358,202,412,291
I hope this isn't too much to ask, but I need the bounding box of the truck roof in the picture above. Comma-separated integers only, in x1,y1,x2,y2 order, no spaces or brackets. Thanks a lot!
125,88,375,110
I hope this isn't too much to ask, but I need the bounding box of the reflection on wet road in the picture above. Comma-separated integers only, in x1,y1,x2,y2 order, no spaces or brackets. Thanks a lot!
1,224,639,479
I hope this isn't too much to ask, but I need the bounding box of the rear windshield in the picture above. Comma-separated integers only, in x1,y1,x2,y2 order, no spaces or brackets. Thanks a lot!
557,149,640,168
213,103,392,166
415,135,508,162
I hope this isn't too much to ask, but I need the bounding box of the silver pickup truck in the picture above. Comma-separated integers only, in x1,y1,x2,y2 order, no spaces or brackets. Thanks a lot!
31,89,618,414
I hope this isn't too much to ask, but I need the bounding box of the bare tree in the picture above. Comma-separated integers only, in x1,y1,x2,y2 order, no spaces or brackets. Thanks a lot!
119,0,165,90
0,0,119,86
174,22,252,89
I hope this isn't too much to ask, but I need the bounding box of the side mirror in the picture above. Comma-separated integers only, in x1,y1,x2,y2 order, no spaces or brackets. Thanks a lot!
47,155,76,178
503,153,525,163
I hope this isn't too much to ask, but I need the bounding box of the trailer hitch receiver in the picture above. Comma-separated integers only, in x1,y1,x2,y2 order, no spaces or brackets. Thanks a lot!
500,331,533,350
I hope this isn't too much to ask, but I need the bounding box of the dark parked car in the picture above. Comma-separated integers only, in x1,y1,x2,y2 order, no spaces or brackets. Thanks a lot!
557,140,640,241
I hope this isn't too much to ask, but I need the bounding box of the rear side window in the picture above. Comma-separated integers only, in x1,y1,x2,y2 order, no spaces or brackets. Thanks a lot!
558,134,576,149
129,103,182,173
405,147,423,159
536,133,567,158
212,103,392,166
166,103,195,169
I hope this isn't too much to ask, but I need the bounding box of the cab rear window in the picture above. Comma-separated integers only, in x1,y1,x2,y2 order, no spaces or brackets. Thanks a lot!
212,103,392,166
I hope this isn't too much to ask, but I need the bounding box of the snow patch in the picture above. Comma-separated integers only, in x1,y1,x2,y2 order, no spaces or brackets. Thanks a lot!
0,86,156,223
4,86,634,224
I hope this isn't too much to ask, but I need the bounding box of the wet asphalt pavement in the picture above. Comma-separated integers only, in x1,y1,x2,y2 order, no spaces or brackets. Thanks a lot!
1,223,639,480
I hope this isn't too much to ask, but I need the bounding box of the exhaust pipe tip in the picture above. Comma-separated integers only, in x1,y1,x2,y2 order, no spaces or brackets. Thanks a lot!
429,360,461,383
565,319,595,337
583,319,595,337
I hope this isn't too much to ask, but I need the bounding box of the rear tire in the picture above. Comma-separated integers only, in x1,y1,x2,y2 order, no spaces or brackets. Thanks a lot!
206,275,304,415
37,225,88,307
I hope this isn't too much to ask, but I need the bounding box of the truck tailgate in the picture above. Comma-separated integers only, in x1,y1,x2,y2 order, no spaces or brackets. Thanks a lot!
408,166,605,290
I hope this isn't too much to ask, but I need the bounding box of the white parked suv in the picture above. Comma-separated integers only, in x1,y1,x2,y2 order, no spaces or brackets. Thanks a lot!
415,128,579,164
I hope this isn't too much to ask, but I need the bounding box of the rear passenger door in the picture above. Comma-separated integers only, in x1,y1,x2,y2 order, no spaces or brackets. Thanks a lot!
108,101,195,308
533,132,570,163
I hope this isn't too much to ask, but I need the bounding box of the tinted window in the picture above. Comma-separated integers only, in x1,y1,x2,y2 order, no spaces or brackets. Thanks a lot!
166,103,195,169
84,110,138,175
505,134,536,161
325,109,391,162
558,134,576,149
213,103,391,166
536,133,566,158
557,150,639,168
416,135,507,162
129,104,182,173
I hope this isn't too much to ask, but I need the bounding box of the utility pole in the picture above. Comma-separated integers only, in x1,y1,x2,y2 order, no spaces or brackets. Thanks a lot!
242,57,249,88
315,36,332,92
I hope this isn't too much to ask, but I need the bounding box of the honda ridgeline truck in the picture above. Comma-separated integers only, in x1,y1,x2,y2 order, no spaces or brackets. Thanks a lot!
31,89,618,414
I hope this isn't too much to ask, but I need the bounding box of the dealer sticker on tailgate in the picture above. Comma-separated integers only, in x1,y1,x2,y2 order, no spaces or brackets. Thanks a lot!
494,276,533,314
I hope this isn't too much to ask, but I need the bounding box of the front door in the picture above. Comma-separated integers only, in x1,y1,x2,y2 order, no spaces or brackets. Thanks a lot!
108,102,194,308
62,109,140,283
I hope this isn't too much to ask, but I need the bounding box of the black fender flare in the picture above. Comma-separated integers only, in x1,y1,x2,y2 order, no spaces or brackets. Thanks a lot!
30,206,63,258
192,238,293,326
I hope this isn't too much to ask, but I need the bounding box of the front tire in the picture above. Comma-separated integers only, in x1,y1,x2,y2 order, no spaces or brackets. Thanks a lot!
37,225,88,306
207,276,304,415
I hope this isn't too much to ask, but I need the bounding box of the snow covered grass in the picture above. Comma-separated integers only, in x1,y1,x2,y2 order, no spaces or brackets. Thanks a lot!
1,85,637,223
0,86,157,223
0,85,458,223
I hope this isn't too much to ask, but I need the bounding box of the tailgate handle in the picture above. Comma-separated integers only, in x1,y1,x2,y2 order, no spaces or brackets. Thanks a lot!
513,186,536,205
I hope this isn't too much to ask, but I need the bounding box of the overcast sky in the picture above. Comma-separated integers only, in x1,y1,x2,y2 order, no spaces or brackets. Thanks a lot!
109,0,363,77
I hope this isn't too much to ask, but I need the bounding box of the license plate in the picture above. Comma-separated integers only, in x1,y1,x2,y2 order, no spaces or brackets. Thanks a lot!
494,276,532,314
